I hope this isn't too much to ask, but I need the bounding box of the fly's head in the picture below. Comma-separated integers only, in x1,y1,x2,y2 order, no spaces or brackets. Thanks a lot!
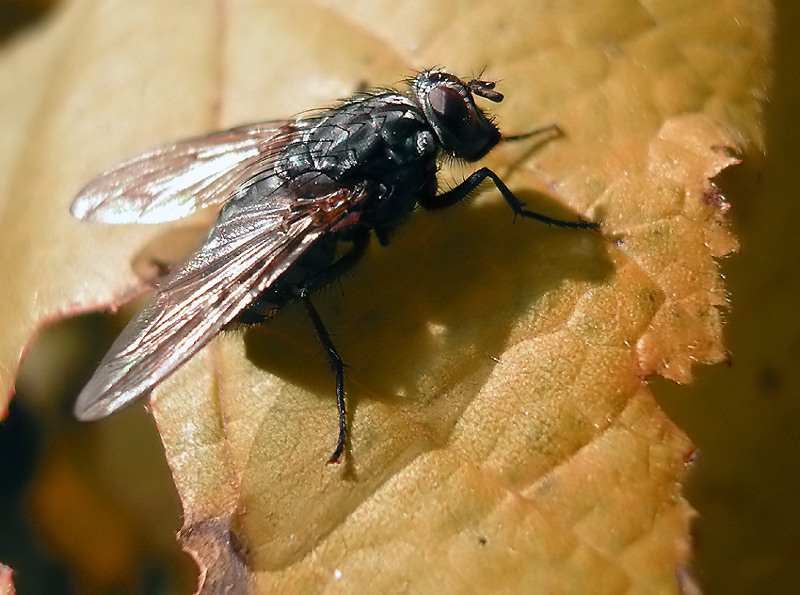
412,69,503,162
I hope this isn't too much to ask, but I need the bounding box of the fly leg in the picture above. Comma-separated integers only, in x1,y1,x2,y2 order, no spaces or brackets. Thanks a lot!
419,167,598,229
299,289,349,464
501,123,561,142
297,227,370,464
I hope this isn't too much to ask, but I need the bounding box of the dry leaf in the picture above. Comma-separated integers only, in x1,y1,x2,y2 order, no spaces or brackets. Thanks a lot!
0,0,771,592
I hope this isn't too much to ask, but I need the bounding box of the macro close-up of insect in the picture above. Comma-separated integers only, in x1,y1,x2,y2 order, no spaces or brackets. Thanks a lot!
71,68,598,463
0,0,778,587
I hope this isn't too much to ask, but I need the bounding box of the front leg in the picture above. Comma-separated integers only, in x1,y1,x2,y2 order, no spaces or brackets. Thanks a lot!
419,167,598,229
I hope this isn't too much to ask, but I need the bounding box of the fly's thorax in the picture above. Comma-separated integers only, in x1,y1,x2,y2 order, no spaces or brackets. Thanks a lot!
275,93,438,187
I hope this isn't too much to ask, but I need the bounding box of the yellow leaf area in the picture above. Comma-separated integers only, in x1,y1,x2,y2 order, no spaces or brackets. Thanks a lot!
0,0,770,593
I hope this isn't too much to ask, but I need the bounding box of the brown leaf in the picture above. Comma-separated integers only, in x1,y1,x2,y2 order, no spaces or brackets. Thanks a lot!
179,517,250,595
0,0,771,592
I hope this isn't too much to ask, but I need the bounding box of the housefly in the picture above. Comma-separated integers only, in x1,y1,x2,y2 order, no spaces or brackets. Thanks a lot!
71,69,597,463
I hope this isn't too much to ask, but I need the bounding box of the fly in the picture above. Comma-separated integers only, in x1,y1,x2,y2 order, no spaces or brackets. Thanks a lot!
71,69,597,463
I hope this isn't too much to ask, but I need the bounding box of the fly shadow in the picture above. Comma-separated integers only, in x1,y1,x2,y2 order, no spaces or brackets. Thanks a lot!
241,185,612,461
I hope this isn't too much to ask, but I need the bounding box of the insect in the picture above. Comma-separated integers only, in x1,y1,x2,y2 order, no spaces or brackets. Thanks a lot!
72,69,597,463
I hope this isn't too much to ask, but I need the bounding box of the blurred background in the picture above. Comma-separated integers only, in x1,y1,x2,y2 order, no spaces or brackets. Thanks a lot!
653,0,800,592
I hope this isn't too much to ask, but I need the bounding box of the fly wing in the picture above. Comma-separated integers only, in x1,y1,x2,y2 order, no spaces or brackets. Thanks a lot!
71,122,297,224
74,180,369,420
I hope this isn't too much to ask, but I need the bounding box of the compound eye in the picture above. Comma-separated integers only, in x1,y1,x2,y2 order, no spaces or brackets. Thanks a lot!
428,86,474,140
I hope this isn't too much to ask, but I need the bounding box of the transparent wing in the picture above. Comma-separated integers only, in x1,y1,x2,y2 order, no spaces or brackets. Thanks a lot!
70,122,297,223
74,182,369,420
